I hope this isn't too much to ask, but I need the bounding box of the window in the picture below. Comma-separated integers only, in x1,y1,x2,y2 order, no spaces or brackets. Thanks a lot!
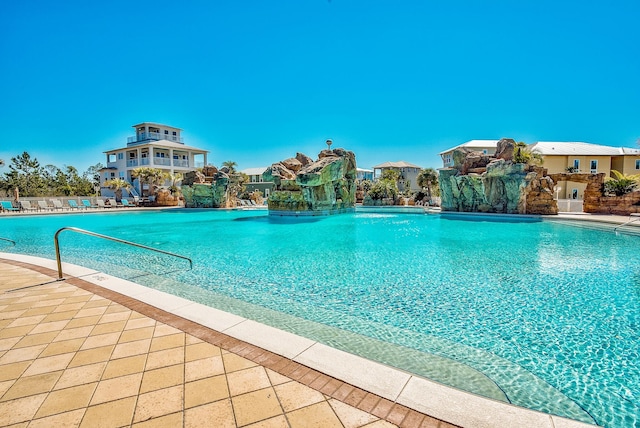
571,189,578,199
117,153,124,160
110,172,115,178
573,159,580,170
173,131,177,136
108,154,116,162
164,130,169,134
636,159,640,170
590,160,598,173
119,172,125,178
482,149,488,155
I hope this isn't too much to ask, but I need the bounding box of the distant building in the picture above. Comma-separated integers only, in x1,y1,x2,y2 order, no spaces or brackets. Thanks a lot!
372,161,422,192
529,141,640,199
101,122,209,197
439,140,500,167
240,167,273,198
356,168,374,181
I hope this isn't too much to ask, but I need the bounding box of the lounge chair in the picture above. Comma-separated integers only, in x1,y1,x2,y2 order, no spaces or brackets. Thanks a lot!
1,201,19,212
67,199,83,210
19,200,38,211
108,198,119,208
96,199,108,209
82,199,98,209
121,198,133,207
50,199,65,210
37,200,52,211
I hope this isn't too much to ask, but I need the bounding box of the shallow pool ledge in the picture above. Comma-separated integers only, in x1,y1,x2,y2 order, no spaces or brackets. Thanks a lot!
0,252,601,428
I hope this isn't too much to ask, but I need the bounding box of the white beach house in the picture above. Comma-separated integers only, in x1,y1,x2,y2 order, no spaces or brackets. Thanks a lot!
101,122,209,197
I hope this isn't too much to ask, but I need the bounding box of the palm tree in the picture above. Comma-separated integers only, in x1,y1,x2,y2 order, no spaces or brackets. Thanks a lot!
104,178,133,202
417,168,438,200
132,167,167,197
604,170,640,196
513,142,543,165
222,161,237,174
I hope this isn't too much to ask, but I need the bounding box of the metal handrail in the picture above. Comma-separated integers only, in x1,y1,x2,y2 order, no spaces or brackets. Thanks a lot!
614,214,640,231
0,237,16,246
54,227,192,280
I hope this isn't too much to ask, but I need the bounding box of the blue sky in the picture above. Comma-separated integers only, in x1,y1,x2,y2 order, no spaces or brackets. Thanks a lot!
1,0,638,173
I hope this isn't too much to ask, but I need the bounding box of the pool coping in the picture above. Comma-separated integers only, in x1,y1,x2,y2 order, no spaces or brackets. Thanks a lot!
0,252,598,428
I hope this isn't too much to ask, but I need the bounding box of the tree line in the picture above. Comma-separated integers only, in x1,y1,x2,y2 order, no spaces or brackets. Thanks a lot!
0,152,103,198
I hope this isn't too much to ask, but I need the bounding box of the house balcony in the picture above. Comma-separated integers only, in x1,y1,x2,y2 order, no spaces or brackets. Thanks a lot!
127,132,184,144
125,158,192,169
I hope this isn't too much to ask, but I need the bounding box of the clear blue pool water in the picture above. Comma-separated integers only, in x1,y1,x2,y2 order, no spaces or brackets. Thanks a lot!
2,209,640,427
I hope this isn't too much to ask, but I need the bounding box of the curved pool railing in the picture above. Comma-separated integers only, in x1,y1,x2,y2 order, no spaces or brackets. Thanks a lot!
0,237,16,246
53,227,193,280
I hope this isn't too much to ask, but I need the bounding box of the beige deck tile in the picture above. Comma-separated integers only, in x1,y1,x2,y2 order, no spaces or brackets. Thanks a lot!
42,310,79,322
0,379,14,396
133,385,184,423
132,411,183,428
80,332,121,350
124,317,156,331
34,382,98,418
75,306,109,318
111,339,151,359
184,375,230,408
90,320,126,335
53,325,94,342
32,298,66,308
153,323,182,337
40,337,85,357
13,331,59,349
0,344,47,365
245,415,290,428
286,401,344,428
140,364,184,393
91,372,144,405
98,311,131,324
231,387,283,427
184,400,236,428
274,380,325,412
185,355,225,382
227,366,272,397
0,309,27,322
65,315,102,329
145,347,184,370
102,354,147,379
54,362,107,390
185,341,221,362
266,369,292,386
362,420,397,427
5,314,46,328
53,302,87,313
0,336,21,352
20,306,56,317
0,361,31,382
28,320,70,335
149,332,185,352
0,325,35,339
129,311,146,320
25,409,85,428
119,326,155,343
185,335,203,345
22,352,74,377
0,393,48,425
103,302,128,313
68,345,115,368
329,398,380,428
0,370,62,402
223,352,258,373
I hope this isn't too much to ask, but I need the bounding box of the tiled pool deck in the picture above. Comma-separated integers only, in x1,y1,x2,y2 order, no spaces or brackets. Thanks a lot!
2,210,636,427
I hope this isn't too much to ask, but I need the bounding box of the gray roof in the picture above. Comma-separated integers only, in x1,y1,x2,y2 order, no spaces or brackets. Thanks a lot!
240,167,269,176
372,161,422,169
439,140,499,155
530,141,638,156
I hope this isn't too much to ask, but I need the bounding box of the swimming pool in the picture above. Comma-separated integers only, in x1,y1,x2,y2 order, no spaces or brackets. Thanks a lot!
2,210,639,427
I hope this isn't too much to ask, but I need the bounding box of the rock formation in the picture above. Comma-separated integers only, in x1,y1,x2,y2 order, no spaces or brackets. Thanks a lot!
181,166,230,208
264,149,357,215
439,138,558,214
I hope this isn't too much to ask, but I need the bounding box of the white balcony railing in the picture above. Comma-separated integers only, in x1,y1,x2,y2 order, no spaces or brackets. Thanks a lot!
173,159,189,168
127,159,139,167
154,158,171,166
128,132,184,144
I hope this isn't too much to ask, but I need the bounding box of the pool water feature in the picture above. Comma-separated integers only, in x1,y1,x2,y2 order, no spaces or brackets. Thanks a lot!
2,210,639,427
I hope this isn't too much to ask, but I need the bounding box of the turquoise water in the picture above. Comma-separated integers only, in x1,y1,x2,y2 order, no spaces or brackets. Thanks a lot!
2,210,640,427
